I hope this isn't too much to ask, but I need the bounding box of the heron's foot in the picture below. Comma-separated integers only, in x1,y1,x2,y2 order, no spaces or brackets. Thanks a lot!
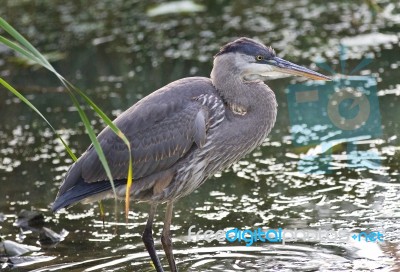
161,202,178,272
161,229,177,272
142,204,164,272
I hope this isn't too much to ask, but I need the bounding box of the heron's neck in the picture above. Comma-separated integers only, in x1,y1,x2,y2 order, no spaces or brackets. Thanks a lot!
210,56,273,114
211,59,247,112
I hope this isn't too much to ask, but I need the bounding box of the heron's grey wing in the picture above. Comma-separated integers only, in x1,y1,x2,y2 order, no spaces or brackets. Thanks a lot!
86,99,208,180
57,95,209,196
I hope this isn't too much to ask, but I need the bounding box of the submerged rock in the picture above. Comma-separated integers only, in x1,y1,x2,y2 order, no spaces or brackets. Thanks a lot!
14,210,45,231
0,239,40,257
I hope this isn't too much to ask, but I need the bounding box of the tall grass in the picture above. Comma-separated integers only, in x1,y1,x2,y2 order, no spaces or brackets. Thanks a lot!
0,17,134,217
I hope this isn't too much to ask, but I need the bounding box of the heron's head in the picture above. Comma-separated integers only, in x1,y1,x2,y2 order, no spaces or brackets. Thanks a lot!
214,37,330,82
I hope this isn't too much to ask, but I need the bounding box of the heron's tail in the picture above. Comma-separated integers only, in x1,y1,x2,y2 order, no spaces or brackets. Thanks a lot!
51,178,125,212
51,160,125,212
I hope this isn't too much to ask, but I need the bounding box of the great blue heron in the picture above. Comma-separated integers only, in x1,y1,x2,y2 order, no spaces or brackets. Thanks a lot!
52,37,330,271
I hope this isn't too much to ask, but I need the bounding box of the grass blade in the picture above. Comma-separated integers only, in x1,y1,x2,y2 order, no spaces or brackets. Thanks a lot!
0,78,77,162
0,16,134,218
0,36,50,69
66,90,117,197
63,80,134,217
0,17,51,67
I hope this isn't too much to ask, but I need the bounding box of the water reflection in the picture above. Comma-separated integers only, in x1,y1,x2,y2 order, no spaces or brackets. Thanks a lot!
1,0,400,271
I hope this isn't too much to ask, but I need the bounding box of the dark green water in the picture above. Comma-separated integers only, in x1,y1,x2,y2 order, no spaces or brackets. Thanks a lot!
0,0,399,271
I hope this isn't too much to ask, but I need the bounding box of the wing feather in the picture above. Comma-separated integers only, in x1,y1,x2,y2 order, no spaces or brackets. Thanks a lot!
81,101,208,182
57,78,216,196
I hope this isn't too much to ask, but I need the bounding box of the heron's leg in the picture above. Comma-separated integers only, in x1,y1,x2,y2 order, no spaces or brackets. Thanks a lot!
161,202,177,272
142,203,164,272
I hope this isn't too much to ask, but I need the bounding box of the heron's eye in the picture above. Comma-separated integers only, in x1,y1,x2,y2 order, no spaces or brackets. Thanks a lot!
256,55,264,61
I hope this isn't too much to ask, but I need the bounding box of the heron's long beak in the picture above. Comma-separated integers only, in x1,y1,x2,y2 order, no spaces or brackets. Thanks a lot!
271,57,331,81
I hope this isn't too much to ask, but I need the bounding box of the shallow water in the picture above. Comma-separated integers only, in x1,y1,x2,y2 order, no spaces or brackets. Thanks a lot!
0,0,400,271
